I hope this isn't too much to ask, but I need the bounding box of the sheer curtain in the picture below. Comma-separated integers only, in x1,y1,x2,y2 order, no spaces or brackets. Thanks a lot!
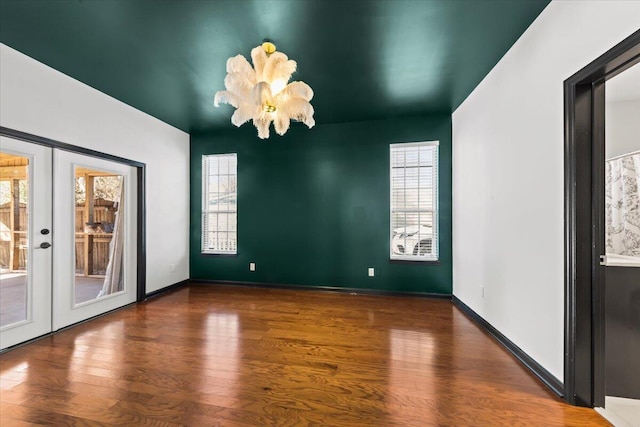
606,151,640,257
98,181,124,297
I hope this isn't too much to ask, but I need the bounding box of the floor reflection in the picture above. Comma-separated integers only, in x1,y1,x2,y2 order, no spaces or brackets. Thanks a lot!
387,328,438,424
199,313,239,396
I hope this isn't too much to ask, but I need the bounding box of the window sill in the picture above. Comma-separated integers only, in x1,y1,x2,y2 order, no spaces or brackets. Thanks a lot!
389,259,440,265
201,252,238,257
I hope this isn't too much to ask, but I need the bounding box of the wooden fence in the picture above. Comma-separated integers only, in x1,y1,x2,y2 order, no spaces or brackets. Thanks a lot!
0,203,27,270
0,203,116,275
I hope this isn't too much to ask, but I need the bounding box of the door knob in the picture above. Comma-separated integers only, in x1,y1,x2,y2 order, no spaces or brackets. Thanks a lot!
38,242,51,249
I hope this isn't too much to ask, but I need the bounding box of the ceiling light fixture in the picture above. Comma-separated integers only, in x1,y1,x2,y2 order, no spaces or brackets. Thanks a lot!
214,41,315,139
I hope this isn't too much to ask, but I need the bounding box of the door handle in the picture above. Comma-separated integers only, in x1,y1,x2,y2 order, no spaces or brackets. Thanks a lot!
36,242,52,249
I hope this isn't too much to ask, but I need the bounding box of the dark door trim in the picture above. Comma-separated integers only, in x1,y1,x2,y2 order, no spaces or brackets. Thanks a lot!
563,29,640,407
0,126,147,302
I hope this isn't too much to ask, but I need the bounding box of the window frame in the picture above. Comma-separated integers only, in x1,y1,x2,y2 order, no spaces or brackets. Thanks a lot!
201,153,238,255
389,141,439,262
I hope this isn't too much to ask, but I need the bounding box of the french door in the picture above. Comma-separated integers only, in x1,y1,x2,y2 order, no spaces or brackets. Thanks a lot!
0,137,52,349
53,149,137,330
0,136,137,350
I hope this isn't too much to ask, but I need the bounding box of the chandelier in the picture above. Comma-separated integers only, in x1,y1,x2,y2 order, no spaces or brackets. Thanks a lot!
214,41,315,139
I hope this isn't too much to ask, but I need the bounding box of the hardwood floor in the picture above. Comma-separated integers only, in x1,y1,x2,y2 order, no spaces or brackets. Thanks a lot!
1,284,609,426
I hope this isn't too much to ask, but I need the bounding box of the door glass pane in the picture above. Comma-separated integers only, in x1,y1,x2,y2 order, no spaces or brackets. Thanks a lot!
74,166,124,305
0,152,29,327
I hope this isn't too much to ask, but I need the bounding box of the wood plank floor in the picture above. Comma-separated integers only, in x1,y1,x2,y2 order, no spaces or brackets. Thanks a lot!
0,284,609,426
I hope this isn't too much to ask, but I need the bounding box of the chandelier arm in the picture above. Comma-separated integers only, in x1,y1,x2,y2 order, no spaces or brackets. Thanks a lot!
250,46,268,81
214,90,239,108
226,54,254,77
274,114,291,136
280,81,314,102
224,72,255,96
279,98,315,129
263,52,296,84
254,116,272,139
231,105,255,127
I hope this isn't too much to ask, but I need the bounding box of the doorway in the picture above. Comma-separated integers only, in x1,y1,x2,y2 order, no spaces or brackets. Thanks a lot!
564,28,640,409
0,130,145,350
599,57,640,426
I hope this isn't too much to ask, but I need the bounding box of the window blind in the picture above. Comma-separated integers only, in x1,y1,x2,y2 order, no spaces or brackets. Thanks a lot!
390,141,439,261
202,153,237,254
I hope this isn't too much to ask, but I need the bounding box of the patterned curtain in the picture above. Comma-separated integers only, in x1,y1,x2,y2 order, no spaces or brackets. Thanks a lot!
606,152,640,256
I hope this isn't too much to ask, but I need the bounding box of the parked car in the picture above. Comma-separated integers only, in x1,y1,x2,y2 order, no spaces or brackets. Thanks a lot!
392,225,433,256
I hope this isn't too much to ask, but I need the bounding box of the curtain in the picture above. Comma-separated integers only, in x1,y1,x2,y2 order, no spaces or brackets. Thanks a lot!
606,152,640,257
98,180,124,297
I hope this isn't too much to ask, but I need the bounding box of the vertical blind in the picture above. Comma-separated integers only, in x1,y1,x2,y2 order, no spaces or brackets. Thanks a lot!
390,141,439,260
202,154,237,254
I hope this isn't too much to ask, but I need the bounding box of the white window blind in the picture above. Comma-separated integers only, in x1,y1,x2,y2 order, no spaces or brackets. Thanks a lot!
390,141,439,261
202,154,237,254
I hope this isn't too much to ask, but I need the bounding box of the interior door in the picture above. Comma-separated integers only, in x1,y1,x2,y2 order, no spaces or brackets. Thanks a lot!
0,136,52,349
52,149,137,330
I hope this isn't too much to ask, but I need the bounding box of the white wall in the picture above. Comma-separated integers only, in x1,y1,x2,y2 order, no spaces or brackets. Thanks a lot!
0,44,190,293
606,100,640,159
452,1,640,381
605,62,640,159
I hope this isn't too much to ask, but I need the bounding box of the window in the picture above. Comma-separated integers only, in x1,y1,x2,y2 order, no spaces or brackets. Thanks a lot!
390,141,438,261
202,154,237,254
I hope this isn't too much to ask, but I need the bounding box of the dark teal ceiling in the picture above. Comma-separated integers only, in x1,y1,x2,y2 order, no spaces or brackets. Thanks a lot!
0,0,549,133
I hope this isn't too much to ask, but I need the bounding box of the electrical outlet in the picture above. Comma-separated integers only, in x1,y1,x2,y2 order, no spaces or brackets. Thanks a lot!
480,286,485,298
250,262,256,271
169,264,175,273
368,268,375,277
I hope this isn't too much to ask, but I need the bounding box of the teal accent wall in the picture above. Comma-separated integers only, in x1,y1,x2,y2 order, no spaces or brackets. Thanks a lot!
190,115,452,294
